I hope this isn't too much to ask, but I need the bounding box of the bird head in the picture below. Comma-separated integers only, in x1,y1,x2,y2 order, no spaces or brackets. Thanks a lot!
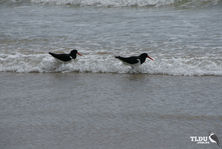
140,53,154,61
70,49,82,58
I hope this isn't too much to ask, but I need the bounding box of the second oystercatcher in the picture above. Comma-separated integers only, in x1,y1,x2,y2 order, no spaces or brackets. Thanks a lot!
49,49,82,62
115,53,154,68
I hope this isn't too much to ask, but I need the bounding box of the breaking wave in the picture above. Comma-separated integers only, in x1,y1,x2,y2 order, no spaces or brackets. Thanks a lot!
0,52,222,76
2,0,221,7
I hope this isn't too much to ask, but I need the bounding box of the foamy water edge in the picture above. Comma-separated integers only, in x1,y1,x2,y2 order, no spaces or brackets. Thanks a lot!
5,0,221,7
0,53,222,76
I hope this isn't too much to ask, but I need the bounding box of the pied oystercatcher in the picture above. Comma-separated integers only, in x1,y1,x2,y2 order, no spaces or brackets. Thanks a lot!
49,49,82,62
115,53,154,68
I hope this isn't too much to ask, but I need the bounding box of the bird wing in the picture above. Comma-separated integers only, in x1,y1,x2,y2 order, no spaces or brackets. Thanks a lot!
49,52,71,61
115,56,139,64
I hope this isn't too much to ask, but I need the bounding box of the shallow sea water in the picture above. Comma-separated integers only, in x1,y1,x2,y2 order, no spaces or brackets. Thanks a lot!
0,0,222,148
0,73,222,149
0,1,222,75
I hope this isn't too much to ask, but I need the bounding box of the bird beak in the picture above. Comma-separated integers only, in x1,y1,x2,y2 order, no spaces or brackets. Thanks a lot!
77,52,82,56
147,56,154,61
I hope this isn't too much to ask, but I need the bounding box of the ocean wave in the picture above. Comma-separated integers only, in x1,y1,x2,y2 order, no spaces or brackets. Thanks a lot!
30,0,221,7
30,0,176,7
0,52,222,76
2,0,220,7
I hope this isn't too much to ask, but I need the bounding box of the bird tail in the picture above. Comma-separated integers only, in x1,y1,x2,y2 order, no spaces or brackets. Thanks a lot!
115,56,126,62
49,52,56,57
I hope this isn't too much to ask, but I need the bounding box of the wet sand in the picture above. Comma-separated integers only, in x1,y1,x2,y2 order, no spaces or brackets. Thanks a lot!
0,72,222,149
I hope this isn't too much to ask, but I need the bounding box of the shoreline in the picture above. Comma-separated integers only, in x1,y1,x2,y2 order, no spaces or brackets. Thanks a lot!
1,71,222,77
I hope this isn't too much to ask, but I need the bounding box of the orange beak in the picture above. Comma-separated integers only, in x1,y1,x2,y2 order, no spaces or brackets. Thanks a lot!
77,52,82,56
147,56,154,61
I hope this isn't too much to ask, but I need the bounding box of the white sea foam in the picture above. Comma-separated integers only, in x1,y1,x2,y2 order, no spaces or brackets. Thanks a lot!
0,52,222,76
30,0,220,7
